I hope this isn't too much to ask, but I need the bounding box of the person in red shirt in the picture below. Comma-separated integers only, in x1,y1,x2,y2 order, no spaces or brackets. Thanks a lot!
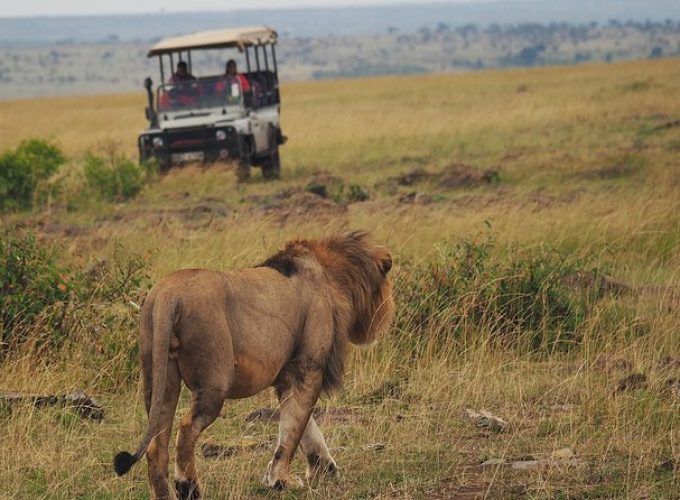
225,59,250,92
215,59,250,101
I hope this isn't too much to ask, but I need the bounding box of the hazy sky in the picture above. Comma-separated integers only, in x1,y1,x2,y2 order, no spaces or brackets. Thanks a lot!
2,0,498,18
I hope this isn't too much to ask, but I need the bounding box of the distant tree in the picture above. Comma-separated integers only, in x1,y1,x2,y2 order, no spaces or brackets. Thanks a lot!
418,26,432,42
518,44,545,66
650,46,663,58
488,23,502,35
436,22,451,34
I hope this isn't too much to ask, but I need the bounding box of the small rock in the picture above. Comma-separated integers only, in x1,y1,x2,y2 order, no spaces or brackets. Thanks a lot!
464,408,509,433
480,458,507,467
481,448,581,471
511,460,542,470
0,391,104,422
62,392,105,422
361,443,386,452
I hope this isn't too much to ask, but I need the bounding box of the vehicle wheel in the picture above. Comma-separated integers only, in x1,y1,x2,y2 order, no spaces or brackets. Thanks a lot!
261,150,281,180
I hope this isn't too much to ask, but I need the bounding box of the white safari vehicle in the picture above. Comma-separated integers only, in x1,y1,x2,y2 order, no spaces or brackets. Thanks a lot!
138,26,285,179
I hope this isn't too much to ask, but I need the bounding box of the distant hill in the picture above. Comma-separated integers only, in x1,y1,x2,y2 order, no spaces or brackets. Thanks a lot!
1,1,680,100
2,0,680,47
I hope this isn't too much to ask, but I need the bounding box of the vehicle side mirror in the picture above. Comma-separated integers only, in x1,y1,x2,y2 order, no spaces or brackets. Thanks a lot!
143,76,158,128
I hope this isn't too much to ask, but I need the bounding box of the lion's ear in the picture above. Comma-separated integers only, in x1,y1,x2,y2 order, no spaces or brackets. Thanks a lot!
380,254,392,275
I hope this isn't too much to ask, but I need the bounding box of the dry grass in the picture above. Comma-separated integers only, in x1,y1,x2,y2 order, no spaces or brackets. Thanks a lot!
0,58,679,498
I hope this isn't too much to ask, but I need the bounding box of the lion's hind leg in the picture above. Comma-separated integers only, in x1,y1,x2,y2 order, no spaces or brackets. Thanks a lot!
174,320,233,500
300,416,337,481
174,386,229,499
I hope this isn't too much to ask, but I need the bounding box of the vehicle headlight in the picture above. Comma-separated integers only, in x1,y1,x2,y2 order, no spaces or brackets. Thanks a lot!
215,130,227,141
152,137,164,148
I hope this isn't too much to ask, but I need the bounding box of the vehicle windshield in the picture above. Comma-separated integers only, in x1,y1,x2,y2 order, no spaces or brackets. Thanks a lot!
157,76,243,112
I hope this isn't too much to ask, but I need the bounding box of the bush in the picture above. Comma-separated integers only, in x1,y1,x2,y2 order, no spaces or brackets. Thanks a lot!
0,228,70,345
0,226,150,376
395,237,606,353
0,139,66,211
83,151,147,202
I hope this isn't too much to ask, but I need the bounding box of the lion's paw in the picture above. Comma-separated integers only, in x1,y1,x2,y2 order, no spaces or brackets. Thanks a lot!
262,460,304,490
305,453,338,481
174,479,201,500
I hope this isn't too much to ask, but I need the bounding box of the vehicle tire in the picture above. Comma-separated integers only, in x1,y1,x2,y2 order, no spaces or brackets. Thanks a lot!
261,150,281,180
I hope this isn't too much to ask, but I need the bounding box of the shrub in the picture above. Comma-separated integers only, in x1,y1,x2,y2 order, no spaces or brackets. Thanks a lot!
0,228,70,345
0,138,66,211
395,237,606,353
0,226,150,377
83,151,147,202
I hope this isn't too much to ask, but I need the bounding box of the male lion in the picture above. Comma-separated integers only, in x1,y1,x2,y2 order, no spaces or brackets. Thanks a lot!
114,231,394,499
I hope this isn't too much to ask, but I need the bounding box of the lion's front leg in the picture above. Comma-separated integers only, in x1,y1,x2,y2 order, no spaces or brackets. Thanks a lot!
300,416,337,481
263,369,323,490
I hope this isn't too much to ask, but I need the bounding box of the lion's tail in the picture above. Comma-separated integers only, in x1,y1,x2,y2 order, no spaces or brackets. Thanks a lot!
114,292,176,476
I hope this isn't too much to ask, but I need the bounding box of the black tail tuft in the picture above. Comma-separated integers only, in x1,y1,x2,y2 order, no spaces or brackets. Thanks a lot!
114,451,137,476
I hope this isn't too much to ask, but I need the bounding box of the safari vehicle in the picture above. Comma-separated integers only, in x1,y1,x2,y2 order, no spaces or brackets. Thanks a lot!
138,26,285,179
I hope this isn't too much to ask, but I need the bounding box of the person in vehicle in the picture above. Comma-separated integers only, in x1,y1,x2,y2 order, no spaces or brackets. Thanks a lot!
162,60,197,108
225,59,250,92
169,61,196,83
214,59,250,104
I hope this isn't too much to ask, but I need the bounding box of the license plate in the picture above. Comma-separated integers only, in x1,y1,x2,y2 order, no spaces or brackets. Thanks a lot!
171,151,204,163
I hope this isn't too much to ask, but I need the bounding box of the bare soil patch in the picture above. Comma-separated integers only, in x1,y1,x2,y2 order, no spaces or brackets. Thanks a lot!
575,163,639,180
389,163,499,191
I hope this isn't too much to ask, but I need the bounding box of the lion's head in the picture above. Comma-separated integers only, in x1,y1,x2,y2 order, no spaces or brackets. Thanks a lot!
260,231,394,345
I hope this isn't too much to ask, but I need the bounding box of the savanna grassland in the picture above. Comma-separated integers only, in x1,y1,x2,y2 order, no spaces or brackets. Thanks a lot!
0,58,679,498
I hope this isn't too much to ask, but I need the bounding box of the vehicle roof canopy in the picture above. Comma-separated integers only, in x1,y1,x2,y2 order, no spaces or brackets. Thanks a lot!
147,26,277,57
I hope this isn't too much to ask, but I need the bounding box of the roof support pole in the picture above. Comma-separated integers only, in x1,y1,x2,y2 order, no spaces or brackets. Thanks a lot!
159,56,165,84
262,43,271,104
245,46,251,74
271,44,279,82
263,43,270,73
254,44,261,73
